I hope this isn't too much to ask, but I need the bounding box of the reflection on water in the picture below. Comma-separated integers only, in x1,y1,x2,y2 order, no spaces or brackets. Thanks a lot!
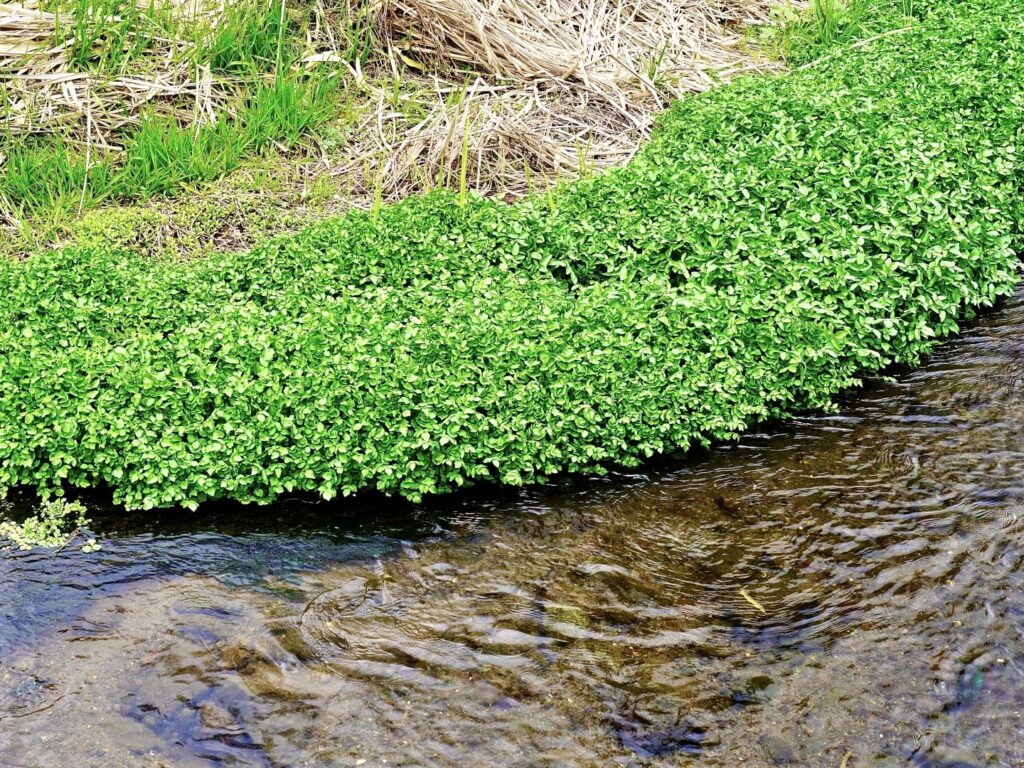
4,289,1024,767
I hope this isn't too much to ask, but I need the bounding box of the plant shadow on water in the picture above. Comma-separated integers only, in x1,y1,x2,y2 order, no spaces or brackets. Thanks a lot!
5,288,1024,766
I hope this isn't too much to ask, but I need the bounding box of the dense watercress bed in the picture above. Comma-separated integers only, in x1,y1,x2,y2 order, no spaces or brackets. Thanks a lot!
1,0,1022,509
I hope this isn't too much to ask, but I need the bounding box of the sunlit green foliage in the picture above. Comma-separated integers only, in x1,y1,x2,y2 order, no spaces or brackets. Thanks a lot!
1,0,1022,509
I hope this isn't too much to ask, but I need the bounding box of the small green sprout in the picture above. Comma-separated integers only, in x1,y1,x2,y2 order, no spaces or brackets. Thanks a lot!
81,538,103,554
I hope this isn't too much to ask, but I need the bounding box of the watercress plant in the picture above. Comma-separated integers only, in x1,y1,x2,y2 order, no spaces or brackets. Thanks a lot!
0,0,1021,510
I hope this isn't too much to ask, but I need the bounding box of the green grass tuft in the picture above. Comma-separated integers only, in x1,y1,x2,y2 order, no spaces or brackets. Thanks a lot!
201,0,292,74
3,73,338,231
5,0,340,246
758,0,916,65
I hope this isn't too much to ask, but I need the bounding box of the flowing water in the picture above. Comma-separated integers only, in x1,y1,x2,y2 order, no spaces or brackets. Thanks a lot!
4,289,1024,768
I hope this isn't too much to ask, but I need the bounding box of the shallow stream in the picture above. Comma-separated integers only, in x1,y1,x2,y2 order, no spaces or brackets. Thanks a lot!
4,289,1024,767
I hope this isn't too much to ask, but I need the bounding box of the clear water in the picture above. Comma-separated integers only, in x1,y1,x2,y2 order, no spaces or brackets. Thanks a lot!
4,289,1024,767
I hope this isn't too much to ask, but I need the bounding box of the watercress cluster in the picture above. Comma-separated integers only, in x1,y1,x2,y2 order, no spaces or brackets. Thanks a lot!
1,0,1022,509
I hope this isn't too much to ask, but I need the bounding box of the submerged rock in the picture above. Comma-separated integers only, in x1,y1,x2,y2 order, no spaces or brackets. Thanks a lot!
759,733,798,764
919,743,986,768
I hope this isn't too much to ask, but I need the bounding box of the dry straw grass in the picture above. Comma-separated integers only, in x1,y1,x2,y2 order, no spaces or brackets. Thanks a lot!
340,0,779,198
1,0,234,147
1,0,777,209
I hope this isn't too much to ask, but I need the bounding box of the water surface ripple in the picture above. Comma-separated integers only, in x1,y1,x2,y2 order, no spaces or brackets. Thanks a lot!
4,290,1024,767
